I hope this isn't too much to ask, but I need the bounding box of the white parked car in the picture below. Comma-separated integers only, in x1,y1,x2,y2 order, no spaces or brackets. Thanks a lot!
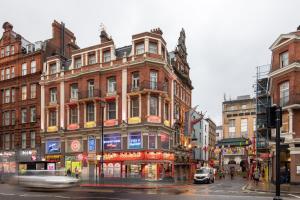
193,167,215,184
12,170,79,189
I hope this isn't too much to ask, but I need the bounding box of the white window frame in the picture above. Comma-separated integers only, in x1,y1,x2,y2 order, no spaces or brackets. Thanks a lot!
49,110,57,126
132,72,140,89
74,57,82,68
30,107,36,122
149,42,158,54
150,96,158,116
21,108,27,124
5,68,10,79
131,97,139,118
30,84,36,99
107,101,116,120
49,63,57,74
107,77,116,94
280,51,289,68
31,60,36,73
50,88,57,103
11,67,15,78
280,81,289,107
86,103,95,122
150,71,158,90
5,89,10,103
103,51,111,62
22,63,27,76
135,43,145,55
21,85,27,100
88,54,96,65
30,132,35,148
70,84,78,99
21,132,26,149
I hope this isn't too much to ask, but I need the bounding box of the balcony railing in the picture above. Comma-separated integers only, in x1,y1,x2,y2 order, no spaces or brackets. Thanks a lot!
128,81,168,93
79,89,101,99
279,93,300,107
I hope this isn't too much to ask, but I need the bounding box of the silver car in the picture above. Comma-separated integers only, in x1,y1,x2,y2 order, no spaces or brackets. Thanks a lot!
193,167,215,184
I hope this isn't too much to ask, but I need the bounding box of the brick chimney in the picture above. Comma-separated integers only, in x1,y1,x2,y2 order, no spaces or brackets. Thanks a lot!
150,28,163,35
2,22,13,32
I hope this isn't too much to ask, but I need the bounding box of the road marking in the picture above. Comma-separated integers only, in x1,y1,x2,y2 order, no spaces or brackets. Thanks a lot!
186,193,273,199
0,192,15,196
289,194,300,199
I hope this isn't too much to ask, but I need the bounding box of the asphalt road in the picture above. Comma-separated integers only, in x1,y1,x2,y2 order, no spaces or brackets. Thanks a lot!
0,177,299,200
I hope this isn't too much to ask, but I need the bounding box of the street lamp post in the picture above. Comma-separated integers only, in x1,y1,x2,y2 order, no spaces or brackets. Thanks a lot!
100,101,106,179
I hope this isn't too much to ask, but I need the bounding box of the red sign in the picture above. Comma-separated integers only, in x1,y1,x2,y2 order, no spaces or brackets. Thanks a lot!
67,124,79,130
147,116,161,123
102,151,174,162
104,119,118,127
71,140,81,152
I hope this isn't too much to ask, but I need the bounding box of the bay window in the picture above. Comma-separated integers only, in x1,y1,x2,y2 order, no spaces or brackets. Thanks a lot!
74,57,82,68
135,43,144,55
150,96,158,116
86,103,95,122
131,97,139,117
88,53,96,65
107,101,116,120
88,80,94,97
70,107,78,124
150,71,157,89
149,42,158,54
49,110,57,126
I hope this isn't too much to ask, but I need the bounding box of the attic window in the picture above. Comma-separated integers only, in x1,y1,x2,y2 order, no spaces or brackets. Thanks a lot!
74,56,82,68
149,42,158,54
88,53,96,65
135,43,144,55
103,50,111,62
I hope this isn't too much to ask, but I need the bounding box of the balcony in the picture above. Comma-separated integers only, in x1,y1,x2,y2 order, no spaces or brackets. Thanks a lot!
128,81,168,93
279,93,300,109
79,89,101,100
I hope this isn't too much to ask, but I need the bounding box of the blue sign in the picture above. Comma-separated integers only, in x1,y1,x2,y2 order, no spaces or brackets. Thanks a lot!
88,136,96,152
46,140,61,154
128,132,141,149
104,133,121,150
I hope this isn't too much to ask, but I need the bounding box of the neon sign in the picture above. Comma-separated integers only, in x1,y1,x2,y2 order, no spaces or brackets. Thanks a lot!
104,133,121,150
128,132,141,149
71,140,81,152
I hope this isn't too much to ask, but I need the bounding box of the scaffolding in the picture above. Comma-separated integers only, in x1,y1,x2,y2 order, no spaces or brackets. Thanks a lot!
255,64,271,154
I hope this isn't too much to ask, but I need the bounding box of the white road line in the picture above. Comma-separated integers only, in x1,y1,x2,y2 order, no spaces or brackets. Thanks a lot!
289,194,300,199
0,192,15,196
186,193,273,199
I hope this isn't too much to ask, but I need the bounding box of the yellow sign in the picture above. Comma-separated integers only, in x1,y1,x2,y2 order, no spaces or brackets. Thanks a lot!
128,117,141,124
85,121,96,128
164,120,170,127
47,126,58,132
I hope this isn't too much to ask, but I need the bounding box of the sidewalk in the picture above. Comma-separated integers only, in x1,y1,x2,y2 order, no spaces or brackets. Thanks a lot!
245,180,300,194
80,177,192,189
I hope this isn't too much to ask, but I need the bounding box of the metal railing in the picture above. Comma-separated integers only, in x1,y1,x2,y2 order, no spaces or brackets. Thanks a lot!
79,89,101,99
128,81,168,92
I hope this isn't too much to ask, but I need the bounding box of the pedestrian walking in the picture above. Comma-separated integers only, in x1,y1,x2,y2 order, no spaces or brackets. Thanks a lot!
253,169,260,185
75,167,79,179
66,168,71,177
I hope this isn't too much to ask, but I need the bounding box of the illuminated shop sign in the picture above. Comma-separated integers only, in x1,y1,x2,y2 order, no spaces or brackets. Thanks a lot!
46,140,61,154
88,136,96,152
104,133,121,150
67,139,83,153
128,132,141,149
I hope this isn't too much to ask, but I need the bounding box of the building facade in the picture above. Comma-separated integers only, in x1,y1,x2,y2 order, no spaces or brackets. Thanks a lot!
220,95,256,170
216,125,223,142
0,21,77,173
269,26,300,184
40,27,193,181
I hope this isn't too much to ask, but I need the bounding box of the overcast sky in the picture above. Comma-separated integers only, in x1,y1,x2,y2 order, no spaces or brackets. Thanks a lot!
1,0,300,125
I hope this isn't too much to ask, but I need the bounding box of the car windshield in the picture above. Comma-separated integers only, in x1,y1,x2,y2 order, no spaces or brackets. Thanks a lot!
196,168,210,174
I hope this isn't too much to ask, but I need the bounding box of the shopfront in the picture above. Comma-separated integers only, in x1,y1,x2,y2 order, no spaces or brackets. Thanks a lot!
18,149,44,173
65,138,85,175
100,151,175,180
45,139,62,170
0,151,16,174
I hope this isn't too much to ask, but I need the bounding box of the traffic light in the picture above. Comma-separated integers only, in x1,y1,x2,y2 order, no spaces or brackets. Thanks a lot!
267,106,282,128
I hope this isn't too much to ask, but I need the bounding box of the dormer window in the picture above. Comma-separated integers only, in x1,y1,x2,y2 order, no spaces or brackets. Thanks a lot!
88,53,96,65
49,63,57,75
103,50,111,62
135,43,145,55
149,42,158,54
280,51,289,68
74,57,82,68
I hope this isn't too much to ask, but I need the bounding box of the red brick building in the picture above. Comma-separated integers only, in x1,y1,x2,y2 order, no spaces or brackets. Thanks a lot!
0,21,77,173
269,26,300,184
40,27,193,181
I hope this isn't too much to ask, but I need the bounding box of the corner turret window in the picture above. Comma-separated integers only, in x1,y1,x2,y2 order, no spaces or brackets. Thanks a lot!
149,42,158,54
280,51,289,68
135,43,145,55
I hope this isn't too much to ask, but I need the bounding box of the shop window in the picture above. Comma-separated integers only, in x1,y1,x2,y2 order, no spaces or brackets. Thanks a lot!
86,103,95,122
22,63,27,76
49,110,57,126
128,132,142,149
21,132,26,149
149,42,158,54
103,50,111,62
70,83,78,99
150,96,158,116
30,107,36,122
21,85,27,100
21,108,27,124
70,107,78,124
148,133,156,149
74,57,82,68
135,42,144,55
49,63,57,74
30,84,36,99
107,101,116,120
31,60,36,73
131,97,139,117
30,132,35,148
161,133,170,150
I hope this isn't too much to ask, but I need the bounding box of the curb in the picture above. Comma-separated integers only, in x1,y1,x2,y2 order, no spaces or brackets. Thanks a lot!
244,183,300,195
80,184,190,190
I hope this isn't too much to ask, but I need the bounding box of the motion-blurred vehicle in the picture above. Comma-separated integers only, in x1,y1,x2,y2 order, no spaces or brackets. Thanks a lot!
193,167,215,184
12,170,79,189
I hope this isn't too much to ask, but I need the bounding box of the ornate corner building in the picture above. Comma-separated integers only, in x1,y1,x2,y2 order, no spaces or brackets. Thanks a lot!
38,25,193,181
